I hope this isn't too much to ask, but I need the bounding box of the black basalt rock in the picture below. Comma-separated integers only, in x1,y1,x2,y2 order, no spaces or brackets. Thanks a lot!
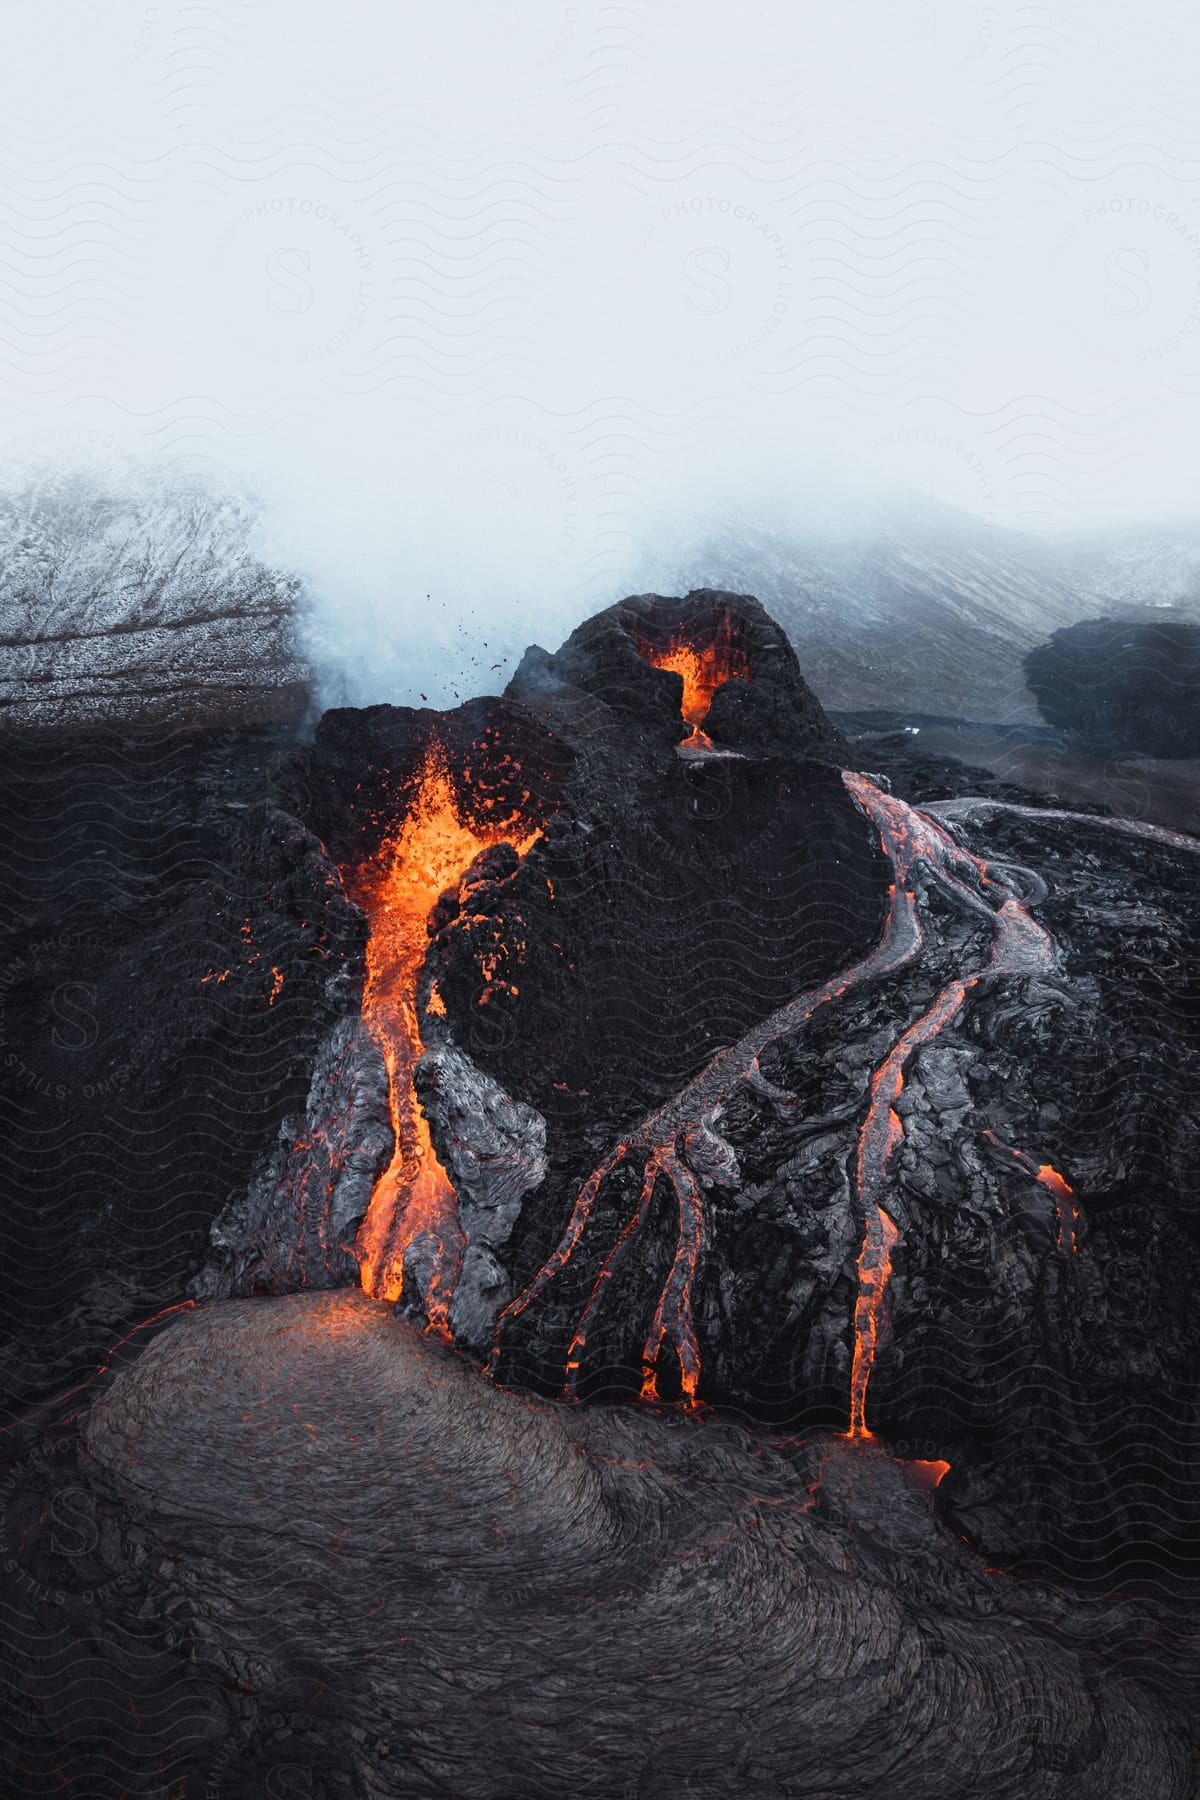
515,586,850,763
1024,614,1200,757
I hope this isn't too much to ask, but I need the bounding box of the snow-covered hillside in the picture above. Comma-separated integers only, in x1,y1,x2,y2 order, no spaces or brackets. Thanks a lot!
0,463,311,732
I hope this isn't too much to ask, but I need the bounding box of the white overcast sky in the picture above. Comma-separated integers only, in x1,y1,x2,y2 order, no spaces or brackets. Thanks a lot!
2,2,1199,701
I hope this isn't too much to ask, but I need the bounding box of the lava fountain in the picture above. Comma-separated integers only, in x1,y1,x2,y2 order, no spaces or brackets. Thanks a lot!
347,743,533,1331
632,609,750,747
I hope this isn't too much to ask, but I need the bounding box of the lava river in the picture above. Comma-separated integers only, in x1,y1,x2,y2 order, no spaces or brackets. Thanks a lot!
346,744,534,1329
491,767,1067,1445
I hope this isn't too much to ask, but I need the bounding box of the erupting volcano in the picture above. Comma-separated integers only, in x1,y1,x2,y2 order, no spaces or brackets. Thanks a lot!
181,584,1200,1600
10,583,1200,1800
330,604,1197,1454
346,744,535,1326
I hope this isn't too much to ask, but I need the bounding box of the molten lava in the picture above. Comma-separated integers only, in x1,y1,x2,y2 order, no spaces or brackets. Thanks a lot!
490,769,1059,1445
839,774,1056,1440
1043,1165,1080,1254
632,610,750,747
847,1204,900,1440
983,1131,1080,1255
349,744,533,1330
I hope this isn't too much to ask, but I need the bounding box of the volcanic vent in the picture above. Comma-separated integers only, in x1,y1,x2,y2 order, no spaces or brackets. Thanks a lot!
345,743,538,1324
625,597,751,748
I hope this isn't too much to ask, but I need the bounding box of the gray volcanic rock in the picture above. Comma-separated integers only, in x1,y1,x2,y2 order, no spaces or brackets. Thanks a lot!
33,1291,1184,1800
191,1015,393,1300
415,1041,548,1346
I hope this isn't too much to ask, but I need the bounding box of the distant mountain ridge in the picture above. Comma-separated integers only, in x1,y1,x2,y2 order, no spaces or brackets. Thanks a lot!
634,505,1200,725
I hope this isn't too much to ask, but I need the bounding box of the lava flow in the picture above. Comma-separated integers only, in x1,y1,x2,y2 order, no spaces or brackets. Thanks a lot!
490,767,1057,1438
349,743,532,1330
982,1131,1080,1254
841,773,1056,1440
847,1204,900,1440
632,609,750,747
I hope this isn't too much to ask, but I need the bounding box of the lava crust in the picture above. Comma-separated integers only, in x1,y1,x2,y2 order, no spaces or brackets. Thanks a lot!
67,1290,1190,1800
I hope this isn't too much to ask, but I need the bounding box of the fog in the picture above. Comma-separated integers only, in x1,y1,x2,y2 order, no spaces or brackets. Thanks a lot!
3,2,1199,706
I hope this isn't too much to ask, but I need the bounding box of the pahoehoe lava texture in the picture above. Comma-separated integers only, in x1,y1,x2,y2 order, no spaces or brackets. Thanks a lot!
64,1291,1191,1800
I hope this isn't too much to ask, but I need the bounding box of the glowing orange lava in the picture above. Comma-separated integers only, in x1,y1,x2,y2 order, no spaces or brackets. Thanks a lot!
1042,1166,1080,1254
840,775,1055,1444
488,749,1054,1459
633,610,750,747
983,1131,1080,1255
349,744,533,1330
847,1204,900,1440
906,1457,951,1492
639,1152,704,1402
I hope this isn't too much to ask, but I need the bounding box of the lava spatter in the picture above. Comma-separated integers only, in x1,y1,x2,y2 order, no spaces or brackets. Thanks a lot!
632,608,750,747
347,743,533,1330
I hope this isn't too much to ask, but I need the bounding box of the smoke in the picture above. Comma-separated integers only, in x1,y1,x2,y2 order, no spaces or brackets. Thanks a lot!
2,1,1199,708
